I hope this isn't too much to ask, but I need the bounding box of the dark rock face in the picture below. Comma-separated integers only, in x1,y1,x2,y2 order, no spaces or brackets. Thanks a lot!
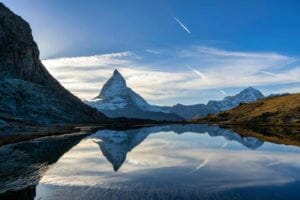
0,3,108,124
162,103,211,120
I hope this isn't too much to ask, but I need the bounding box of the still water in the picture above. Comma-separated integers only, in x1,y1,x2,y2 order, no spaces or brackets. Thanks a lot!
1,124,300,200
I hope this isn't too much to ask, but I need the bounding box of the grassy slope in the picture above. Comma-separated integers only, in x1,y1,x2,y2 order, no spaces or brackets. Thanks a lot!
195,93,300,126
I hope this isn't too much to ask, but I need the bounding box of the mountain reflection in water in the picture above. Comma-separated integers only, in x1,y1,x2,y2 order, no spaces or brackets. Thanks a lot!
0,124,300,200
93,125,265,172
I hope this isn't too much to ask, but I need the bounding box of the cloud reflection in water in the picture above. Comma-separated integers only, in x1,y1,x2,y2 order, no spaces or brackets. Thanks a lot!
36,125,300,199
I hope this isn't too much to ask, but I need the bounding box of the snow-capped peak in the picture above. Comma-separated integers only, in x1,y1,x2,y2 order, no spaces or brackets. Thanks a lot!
86,69,174,117
233,86,264,102
206,87,264,112
96,69,128,99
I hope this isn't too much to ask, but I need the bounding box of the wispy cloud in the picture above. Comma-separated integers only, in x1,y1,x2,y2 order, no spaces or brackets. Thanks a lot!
42,52,190,101
182,47,290,60
174,17,191,34
42,46,300,105
43,51,134,68
145,49,161,54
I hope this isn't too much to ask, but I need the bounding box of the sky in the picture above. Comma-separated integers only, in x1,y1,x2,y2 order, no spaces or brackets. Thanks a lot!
3,0,300,105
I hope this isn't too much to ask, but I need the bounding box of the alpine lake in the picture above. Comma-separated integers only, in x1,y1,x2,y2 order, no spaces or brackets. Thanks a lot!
0,124,300,200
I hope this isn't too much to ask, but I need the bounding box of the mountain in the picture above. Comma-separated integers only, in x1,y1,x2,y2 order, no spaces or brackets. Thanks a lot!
162,103,209,120
85,70,183,121
163,87,264,120
0,3,108,124
206,87,264,112
194,93,300,126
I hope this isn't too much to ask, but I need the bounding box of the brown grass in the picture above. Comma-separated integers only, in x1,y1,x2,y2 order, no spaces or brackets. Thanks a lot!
196,93,300,126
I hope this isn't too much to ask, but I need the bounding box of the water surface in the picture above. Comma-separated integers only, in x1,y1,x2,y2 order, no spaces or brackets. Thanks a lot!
1,125,300,200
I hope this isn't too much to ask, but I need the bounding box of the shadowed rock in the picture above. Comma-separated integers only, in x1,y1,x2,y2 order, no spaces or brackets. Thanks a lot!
0,132,89,196
0,3,108,124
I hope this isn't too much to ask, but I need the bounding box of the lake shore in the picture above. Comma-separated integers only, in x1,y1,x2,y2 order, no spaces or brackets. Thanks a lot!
1,120,300,148
0,120,179,147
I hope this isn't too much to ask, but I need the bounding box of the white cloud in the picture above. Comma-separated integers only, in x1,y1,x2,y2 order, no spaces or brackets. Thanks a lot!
184,46,289,60
42,46,300,105
274,86,300,94
43,51,134,68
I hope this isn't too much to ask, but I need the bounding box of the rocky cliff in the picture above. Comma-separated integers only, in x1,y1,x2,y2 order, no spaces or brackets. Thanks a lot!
0,3,108,124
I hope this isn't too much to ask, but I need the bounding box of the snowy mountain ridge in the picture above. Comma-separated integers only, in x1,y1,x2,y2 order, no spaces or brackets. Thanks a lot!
206,86,264,111
163,87,264,120
86,69,264,121
85,70,182,121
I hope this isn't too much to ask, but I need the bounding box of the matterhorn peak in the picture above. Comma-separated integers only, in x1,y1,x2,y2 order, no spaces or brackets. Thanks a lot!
86,69,183,121
110,69,126,84
96,69,128,98
113,69,122,76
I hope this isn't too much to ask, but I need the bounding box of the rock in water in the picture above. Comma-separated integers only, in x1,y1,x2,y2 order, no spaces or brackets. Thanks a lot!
0,3,108,124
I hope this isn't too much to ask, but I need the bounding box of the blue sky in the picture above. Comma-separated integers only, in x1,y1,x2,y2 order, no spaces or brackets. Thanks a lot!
3,0,300,105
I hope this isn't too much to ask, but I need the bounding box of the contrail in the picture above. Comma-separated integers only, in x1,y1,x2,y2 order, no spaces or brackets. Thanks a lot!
174,17,191,34
188,66,206,79
260,70,279,77
189,159,209,173
218,89,226,95
222,142,228,148
266,160,282,167
196,159,208,169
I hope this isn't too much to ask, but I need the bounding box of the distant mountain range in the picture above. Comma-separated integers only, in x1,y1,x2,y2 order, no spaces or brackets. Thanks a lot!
195,93,300,126
0,3,108,124
85,70,183,121
86,69,264,121
163,87,264,119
